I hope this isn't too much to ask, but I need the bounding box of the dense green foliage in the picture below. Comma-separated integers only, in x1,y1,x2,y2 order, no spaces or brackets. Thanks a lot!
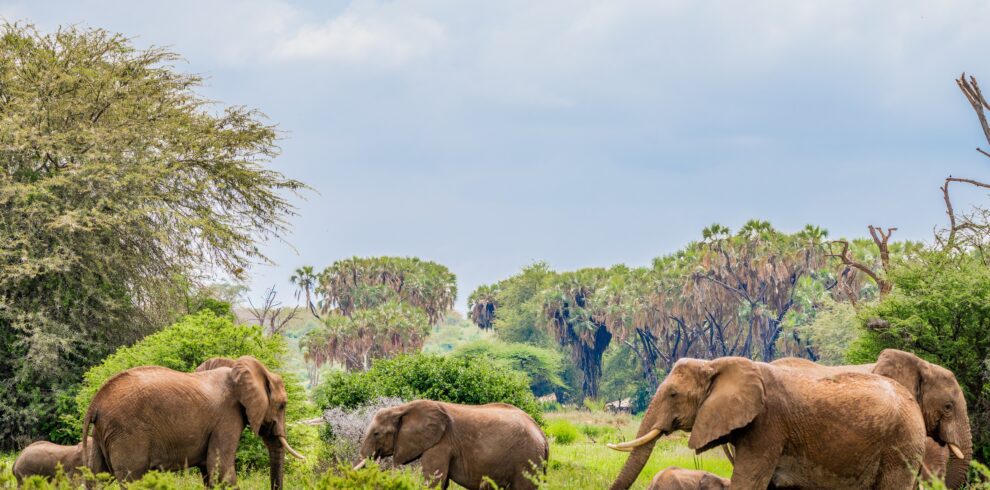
314,257,457,324
70,311,319,471
314,353,543,425
303,300,432,371
0,24,302,450
451,339,568,396
546,419,580,444
849,253,990,462
313,462,427,490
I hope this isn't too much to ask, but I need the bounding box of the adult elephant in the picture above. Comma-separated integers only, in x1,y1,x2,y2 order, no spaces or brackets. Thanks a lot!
607,357,926,490
196,356,237,371
772,348,972,488
82,355,304,489
356,400,548,489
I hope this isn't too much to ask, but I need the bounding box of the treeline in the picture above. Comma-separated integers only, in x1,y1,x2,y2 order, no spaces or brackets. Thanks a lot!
466,220,921,402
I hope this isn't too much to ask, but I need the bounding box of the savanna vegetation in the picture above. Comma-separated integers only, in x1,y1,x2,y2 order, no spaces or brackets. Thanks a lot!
4,20,990,490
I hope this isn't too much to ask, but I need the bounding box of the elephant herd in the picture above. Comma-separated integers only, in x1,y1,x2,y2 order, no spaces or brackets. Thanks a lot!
608,349,971,489
10,349,971,490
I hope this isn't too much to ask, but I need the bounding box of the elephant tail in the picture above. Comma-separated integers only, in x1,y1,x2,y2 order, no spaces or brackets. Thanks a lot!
82,405,96,467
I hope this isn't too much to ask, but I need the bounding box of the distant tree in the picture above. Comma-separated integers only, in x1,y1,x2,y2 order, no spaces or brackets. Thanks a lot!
467,262,554,345
290,266,321,318
538,268,615,399
316,257,456,324
0,24,303,449
302,301,431,371
247,286,301,336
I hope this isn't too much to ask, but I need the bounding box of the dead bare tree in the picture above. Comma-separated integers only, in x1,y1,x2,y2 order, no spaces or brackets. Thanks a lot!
935,74,990,256
826,225,896,301
248,286,301,336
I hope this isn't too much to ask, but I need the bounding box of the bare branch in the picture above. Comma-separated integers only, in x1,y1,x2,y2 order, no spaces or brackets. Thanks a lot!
957,73,990,157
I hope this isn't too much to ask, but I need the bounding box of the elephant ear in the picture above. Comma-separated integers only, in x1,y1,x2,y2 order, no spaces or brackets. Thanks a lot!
232,356,272,435
393,401,450,465
196,357,236,372
688,357,765,452
873,349,925,401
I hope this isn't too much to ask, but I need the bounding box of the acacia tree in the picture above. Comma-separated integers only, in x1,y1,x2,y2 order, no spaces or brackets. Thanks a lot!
0,25,303,449
315,256,456,324
302,301,430,371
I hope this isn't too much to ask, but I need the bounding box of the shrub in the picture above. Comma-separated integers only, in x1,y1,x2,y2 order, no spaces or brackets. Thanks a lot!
69,310,319,472
321,397,406,463
451,339,568,396
546,419,580,444
315,461,427,490
314,353,543,425
578,423,620,443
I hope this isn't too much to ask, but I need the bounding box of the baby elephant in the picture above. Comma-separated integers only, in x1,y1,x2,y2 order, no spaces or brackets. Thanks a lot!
13,439,91,484
357,400,548,489
648,467,730,489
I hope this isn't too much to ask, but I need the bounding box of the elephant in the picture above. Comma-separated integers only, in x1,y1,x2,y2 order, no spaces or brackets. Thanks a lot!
13,439,91,484
356,399,548,489
771,348,972,488
81,355,304,489
647,467,729,489
607,356,926,490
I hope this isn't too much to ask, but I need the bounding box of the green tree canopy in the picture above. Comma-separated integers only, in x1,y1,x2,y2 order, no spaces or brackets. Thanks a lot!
315,257,456,324
0,24,303,449
302,300,431,371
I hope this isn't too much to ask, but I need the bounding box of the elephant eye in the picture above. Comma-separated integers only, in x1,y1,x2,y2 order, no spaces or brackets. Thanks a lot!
944,401,953,411
669,391,678,398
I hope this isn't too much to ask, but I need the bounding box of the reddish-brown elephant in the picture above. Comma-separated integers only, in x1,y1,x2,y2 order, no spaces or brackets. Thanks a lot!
647,467,729,489
356,400,548,489
772,348,972,488
607,357,926,490
82,355,304,489
13,438,91,484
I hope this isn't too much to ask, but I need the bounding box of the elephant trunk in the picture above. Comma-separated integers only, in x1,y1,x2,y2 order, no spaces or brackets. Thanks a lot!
609,439,658,490
944,427,972,489
265,437,285,490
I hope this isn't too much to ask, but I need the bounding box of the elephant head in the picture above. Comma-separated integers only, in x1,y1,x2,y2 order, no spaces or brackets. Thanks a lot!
231,356,305,490
872,349,972,488
357,400,451,467
607,357,764,490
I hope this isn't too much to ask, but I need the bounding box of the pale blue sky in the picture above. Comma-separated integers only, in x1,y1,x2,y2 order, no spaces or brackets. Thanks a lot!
6,1,990,311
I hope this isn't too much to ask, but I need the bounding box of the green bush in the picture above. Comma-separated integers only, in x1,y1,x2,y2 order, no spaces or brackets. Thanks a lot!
451,339,569,396
69,310,319,472
546,419,580,444
578,423,620,443
314,353,543,425
315,462,427,489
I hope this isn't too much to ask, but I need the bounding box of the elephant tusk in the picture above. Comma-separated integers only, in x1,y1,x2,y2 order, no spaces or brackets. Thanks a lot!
948,443,965,460
353,459,367,470
606,429,661,451
280,436,306,460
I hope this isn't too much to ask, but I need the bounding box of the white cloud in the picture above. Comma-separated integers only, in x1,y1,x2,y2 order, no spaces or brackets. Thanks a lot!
271,3,446,66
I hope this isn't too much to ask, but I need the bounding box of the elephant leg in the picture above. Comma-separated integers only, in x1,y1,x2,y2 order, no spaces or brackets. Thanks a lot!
875,448,921,490
197,464,209,487
730,438,781,490
419,446,451,489
107,439,149,482
205,431,238,487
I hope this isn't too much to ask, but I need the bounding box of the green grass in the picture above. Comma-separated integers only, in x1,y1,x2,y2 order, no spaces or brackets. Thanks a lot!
1,410,733,489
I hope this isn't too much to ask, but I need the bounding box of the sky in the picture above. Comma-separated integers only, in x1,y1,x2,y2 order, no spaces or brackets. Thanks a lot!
5,0,990,312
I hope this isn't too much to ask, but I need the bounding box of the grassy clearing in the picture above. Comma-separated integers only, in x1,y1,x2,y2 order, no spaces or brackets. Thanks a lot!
0,410,731,489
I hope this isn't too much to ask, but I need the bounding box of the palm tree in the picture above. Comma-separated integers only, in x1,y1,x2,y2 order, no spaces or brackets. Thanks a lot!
290,265,320,318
